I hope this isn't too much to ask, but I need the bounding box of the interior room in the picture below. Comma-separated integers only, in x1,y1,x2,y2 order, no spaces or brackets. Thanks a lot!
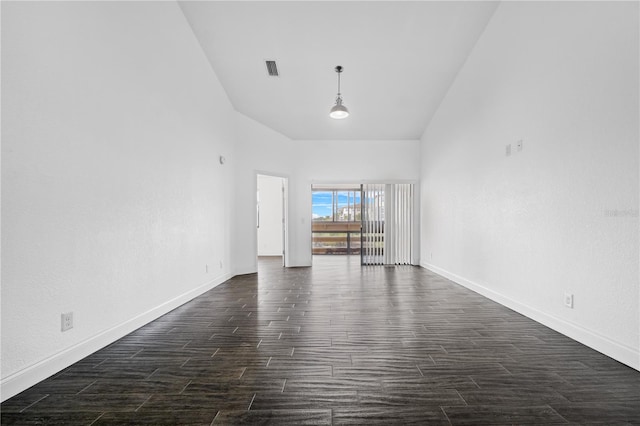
2,0,638,423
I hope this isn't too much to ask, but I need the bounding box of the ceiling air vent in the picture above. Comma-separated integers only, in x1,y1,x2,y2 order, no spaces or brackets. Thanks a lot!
265,60,279,77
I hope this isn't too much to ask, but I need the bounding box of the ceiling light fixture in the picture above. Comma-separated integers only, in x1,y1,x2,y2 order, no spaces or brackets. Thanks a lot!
329,65,349,119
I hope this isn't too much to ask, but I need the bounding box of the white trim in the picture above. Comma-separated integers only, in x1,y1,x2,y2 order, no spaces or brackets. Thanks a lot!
1,273,232,402
255,171,290,268
420,262,640,372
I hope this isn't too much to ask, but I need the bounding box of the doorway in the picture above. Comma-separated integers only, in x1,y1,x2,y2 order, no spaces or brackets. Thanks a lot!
311,183,362,257
257,174,287,266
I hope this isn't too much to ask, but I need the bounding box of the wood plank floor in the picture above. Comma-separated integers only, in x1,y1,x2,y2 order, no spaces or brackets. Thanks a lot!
3,256,639,425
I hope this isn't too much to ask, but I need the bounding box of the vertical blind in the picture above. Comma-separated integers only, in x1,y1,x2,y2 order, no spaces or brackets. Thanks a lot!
361,183,414,265
361,184,385,265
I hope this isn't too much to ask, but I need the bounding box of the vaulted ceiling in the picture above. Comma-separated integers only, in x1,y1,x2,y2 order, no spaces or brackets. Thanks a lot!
179,1,499,140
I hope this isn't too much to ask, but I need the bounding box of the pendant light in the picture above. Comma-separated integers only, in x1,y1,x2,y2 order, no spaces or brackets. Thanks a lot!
329,65,349,119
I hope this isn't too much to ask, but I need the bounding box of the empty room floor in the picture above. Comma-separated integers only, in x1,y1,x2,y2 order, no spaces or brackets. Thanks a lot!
2,256,639,425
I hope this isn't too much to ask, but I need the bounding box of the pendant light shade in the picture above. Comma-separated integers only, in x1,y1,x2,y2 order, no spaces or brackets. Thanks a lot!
330,97,349,119
329,65,349,119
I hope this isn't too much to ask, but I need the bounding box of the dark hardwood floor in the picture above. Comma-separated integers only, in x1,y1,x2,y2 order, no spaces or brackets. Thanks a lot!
3,256,639,425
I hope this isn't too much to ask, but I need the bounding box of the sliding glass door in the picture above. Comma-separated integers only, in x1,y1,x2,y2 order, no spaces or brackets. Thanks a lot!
312,183,414,265
312,186,361,255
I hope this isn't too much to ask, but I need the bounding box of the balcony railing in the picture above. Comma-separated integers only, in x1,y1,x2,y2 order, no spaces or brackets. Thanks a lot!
312,222,361,255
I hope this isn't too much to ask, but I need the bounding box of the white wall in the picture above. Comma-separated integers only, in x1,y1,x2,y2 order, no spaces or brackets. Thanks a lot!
420,2,639,369
233,114,420,274
296,140,422,266
1,2,237,399
232,136,422,271
257,175,283,256
232,114,296,273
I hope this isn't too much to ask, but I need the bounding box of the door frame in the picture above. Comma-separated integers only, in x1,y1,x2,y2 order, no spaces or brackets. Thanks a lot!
256,171,289,267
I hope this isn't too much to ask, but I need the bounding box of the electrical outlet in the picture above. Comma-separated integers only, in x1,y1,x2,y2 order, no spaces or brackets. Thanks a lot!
219,260,223,269
205,264,208,273
564,293,574,309
517,139,523,152
61,312,73,332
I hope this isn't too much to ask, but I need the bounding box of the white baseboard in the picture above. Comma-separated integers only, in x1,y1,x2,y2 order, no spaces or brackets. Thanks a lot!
420,262,639,371
1,273,233,402
233,266,257,276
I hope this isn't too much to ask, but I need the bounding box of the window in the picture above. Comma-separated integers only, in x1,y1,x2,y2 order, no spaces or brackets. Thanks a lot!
312,185,362,255
312,190,361,222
